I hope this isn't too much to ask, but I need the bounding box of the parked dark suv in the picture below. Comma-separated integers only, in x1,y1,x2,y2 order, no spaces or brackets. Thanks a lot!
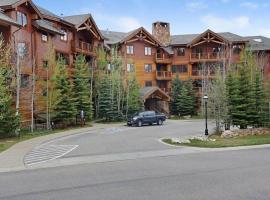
127,111,166,127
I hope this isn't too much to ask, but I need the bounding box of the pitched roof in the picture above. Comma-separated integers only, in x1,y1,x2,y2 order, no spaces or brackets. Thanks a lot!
0,0,21,7
0,0,42,18
102,27,160,46
244,36,270,51
63,14,90,28
0,9,21,26
33,19,63,35
37,5,60,19
171,32,248,45
101,30,130,44
140,87,170,101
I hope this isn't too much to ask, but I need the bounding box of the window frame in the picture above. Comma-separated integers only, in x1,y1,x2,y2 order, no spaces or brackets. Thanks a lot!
16,11,27,27
145,47,152,56
172,65,188,74
144,64,152,73
20,74,30,88
41,33,48,42
127,63,135,72
60,29,68,41
126,45,134,55
177,47,185,57
145,81,153,87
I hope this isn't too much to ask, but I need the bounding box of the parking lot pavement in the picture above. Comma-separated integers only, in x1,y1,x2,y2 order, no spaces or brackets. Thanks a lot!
48,119,215,159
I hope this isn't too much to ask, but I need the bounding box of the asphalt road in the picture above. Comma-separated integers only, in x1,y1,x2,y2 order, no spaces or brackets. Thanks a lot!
1,120,270,200
52,119,215,157
1,147,270,200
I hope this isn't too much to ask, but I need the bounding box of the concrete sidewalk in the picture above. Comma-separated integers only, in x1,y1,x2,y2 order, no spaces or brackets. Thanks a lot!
0,123,119,172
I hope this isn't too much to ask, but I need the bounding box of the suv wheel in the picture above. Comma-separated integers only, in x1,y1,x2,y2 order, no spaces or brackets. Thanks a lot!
157,119,163,125
137,120,142,127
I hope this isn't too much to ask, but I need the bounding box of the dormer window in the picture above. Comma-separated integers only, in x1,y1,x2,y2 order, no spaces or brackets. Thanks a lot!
60,29,68,41
17,12,27,27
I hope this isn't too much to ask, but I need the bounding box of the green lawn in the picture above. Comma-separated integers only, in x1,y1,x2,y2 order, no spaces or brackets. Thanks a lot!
163,134,270,148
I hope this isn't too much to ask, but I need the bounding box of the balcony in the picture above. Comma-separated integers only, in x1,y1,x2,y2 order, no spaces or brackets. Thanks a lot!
72,40,94,55
155,53,172,64
190,52,225,62
156,71,172,80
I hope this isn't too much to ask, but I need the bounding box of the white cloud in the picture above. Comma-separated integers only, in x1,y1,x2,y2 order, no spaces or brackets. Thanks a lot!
186,1,208,11
240,2,258,9
201,14,250,32
116,17,142,31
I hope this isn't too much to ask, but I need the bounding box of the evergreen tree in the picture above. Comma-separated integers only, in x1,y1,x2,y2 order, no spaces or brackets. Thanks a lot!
126,73,143,117
170,76,183,115
184,79,196,115
0,68,19,138
176,85,194,116
73,54,93,121
53,58,76,125
98,74,111,120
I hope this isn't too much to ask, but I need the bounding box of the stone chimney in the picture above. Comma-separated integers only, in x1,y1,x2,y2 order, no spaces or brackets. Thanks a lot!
152,22,171,46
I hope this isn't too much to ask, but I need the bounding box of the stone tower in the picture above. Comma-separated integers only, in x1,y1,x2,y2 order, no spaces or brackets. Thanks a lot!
152,22,171,46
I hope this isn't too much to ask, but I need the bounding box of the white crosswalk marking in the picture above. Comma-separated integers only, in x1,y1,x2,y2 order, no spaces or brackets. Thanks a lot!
24,145,78,166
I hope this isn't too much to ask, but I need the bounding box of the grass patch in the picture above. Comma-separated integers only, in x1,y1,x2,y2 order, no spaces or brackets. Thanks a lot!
163,134,270,148
0,124,93,153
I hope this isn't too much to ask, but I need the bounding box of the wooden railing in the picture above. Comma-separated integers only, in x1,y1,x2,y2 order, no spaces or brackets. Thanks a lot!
73,40,93,54
155,53,172,64
156,71,172,80
190,52,225,61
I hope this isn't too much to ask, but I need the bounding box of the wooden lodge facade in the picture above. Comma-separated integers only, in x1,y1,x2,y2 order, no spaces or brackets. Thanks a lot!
0,0,270,124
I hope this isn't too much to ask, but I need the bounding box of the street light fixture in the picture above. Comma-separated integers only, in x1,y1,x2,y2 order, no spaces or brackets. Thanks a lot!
203,95,209,136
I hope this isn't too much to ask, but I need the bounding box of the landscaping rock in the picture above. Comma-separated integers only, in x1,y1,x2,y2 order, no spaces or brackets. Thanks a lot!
221,128,270,138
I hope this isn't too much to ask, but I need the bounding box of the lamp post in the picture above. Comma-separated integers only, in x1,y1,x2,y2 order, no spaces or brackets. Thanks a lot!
203,95,209,136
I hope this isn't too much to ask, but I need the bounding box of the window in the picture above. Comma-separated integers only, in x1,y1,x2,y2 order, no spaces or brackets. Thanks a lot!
233,45,241,54
145,81,152,87
60,29,68,41
17,42,28,59
21,74,30,88
177,48,185,56
172,65,188,74
41,34,48,42
144,64,152,73
56,52,69,65
126,45,134,54
17,12,27,27
42,88,47,97
127,63,135,72
43,60,48,68
145,47,152,56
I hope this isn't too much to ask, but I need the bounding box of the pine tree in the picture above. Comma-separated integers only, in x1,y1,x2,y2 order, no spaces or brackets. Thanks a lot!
98,74,111,120
126,73,143,117
0,68,19,138
170,76,183,115
184,79,196,115
176,85,194,116
53,58,76,125
73,54,93,121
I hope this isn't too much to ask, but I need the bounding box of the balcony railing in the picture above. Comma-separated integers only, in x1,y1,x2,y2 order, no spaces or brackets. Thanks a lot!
156,71,172,80
155,53,172,64
73,40,93,55
190,52,225,61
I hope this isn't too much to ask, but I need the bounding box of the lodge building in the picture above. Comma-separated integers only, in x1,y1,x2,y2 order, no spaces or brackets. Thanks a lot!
0,0,269,125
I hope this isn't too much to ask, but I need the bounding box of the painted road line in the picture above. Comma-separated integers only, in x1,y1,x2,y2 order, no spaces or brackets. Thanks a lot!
24,145,78,166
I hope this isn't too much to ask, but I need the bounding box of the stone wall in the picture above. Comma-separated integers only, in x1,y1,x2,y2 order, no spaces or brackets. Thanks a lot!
152,22,171,46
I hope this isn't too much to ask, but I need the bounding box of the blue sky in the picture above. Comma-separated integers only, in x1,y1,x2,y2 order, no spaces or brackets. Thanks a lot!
34,0,270,37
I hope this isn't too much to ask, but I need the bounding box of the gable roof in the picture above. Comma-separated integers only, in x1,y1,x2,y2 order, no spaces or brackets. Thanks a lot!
171,32,248,45
244,36,270,51
102,27,160,46
63,14,104,40
33,19,63,35
0,9,21,26
0,0,42,19
140,87,170,101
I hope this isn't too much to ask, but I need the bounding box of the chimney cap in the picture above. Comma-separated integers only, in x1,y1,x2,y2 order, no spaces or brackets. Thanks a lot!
153,21,170,26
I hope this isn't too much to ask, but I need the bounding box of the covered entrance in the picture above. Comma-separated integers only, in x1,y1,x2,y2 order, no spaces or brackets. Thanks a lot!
140,87,170,116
